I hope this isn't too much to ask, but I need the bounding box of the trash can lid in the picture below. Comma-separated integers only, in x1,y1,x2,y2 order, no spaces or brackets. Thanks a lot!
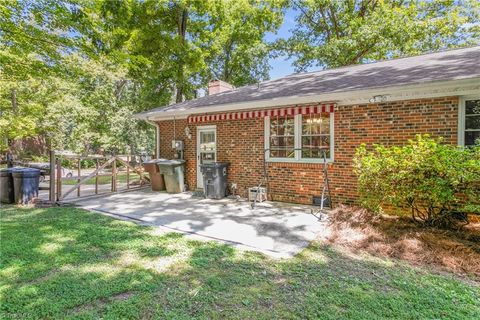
156,159,186,166
144,158,169,164
11,167,41,178
0,168,15,176
200,162,229,168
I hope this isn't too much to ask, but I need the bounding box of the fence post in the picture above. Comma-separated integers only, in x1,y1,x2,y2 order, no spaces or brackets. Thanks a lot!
56,157,62,201
95,159,99,194
126,154,130,190
77,158,81,197
49,150,56,202
111,158,117,192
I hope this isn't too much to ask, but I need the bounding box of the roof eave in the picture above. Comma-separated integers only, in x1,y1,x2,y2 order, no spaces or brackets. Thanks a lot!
135,77,480,121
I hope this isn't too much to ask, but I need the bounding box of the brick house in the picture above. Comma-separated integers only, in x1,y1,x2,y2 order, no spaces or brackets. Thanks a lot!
136,46,480,205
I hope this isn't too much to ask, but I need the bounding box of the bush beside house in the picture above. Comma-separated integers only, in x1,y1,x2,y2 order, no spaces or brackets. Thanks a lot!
354,135,480,228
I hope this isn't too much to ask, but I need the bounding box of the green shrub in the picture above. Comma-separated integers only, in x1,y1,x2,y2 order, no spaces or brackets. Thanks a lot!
353,135,480,228
60,158,97,169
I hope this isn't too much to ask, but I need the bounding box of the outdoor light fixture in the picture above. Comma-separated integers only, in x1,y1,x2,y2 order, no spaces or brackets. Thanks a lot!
184,126,192,139
369,95,389,103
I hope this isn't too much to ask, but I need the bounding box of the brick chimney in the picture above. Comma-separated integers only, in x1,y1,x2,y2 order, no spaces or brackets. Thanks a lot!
208,79,234,95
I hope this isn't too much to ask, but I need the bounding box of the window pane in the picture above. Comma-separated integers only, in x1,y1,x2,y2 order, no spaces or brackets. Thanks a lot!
312,136,322,147
283,117,294,127
321,114,330,134
269,115,294,158
466,115,480,130
321,148,330,159
303,113,329,135
302,120,311,135
286,149,295,158
270,149,279,158
466,100,480,115
302,149,311,158
200,132,215,151
465,131,480,146
311,148,320,158
270,119,277,136
302,136,311,148
302,115,311,133
301,113,331,159
321,135,330,147
286,136,294,147
284,123,294,135
271,137,281,147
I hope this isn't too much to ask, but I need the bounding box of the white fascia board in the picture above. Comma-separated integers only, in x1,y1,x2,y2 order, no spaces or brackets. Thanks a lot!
141,77,480,121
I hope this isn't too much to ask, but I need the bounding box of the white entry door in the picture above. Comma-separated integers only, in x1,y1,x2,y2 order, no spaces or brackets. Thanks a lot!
197,126,216,188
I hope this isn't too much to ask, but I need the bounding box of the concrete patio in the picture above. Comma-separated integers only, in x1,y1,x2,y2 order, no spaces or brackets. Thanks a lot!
67,189,329,258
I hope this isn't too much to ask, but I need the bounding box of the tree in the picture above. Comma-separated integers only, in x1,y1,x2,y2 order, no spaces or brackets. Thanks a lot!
205,0,285,87
0,1,153,154
96,0,286,104
0,0,81,149
282,0,480,70
0,0,286,154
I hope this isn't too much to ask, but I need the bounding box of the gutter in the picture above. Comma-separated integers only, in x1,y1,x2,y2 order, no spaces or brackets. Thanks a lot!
145,120,160,159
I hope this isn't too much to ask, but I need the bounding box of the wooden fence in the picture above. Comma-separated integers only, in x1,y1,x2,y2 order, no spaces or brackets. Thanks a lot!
47,151,149,202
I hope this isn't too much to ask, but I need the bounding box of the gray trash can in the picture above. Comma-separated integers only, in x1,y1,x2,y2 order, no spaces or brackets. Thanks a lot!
0,168,15,204
12,168,41,204
200,162,229,199
157,159,186,193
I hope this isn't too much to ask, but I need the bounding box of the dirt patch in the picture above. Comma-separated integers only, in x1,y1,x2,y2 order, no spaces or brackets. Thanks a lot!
70,291,135,315
324,205,480,279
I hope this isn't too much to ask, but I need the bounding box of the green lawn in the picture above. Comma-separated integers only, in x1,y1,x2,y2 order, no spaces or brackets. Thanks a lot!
1,207,479,319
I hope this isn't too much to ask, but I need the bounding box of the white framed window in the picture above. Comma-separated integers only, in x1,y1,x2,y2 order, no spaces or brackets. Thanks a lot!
265,113,334,163
458,96,480,147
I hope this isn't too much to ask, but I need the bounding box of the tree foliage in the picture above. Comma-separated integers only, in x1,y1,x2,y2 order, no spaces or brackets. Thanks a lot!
354,135,480,228
282,0,480,70
0,0,286,154
2,0,479,156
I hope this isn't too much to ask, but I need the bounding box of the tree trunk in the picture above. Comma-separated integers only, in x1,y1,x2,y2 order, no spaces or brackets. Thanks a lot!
223,41,233,83
175,6,188,103
8,88,18,149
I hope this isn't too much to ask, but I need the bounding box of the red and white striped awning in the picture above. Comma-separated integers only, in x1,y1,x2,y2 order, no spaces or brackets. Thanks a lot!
187,103,335,124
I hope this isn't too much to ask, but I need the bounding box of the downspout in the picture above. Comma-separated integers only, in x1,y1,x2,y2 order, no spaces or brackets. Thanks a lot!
146,120,160,159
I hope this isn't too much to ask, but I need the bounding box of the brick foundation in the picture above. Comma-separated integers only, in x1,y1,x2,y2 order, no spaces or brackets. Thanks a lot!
157,96,459,205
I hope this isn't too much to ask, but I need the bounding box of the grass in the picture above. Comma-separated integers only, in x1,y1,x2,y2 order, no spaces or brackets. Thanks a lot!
1,207,479,319
61,172,141,185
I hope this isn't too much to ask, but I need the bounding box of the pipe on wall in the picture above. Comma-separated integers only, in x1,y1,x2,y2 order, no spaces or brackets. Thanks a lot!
146,120,160,159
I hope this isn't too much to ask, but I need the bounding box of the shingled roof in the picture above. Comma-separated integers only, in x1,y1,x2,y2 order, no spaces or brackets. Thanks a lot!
136,46,480,119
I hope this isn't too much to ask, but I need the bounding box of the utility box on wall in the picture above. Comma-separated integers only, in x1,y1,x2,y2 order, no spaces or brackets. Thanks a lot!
171,140,184,151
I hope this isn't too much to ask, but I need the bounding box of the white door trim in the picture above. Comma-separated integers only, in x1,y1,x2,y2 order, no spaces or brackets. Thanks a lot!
196,125,217,188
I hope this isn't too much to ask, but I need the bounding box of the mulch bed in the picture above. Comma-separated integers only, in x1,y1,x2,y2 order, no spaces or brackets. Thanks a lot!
325,205,480,279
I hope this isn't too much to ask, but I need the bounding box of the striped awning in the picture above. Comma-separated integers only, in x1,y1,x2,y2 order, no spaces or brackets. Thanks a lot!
187,103,335,124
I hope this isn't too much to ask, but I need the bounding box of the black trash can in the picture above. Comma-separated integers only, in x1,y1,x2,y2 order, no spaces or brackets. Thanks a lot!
0,168,15,204
12,168,41,204
200,162,229,199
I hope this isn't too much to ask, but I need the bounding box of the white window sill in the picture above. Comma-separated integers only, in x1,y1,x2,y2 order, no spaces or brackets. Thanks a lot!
266,158,333,164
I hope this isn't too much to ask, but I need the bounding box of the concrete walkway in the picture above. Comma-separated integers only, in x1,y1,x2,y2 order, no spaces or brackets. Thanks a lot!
68,189,329,258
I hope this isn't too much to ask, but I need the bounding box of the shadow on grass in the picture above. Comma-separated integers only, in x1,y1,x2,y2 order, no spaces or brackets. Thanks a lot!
1,207,479,319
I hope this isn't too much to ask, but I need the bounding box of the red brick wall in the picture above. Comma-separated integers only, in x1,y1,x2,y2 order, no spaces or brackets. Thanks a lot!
157,96,459,205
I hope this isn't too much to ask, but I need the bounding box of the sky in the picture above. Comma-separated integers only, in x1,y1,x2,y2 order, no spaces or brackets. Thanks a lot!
265,9,300,80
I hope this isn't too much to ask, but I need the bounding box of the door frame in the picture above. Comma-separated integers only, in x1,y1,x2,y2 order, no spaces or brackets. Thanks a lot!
196,125,217,188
